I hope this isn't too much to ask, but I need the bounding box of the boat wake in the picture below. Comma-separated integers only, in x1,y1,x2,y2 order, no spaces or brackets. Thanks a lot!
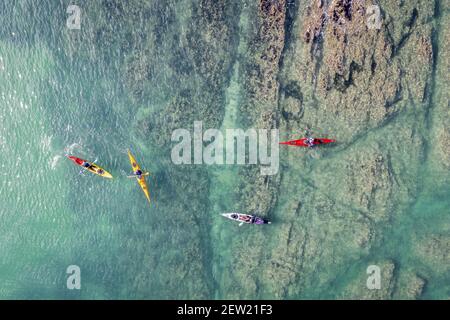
64,142,82,154
55,142,84,170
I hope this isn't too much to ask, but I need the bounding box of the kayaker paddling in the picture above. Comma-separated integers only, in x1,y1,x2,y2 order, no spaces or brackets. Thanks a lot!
134,169,144,179
279,128,336,148
304,129,316,148
130,168,149,179
82,161,91,168
305,137,315,148
127,150,151,203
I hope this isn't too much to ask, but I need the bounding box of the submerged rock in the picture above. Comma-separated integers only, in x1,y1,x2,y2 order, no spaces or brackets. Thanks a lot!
437,128,450,169
414,234,450,275
394,271,426,300
284,0,435,142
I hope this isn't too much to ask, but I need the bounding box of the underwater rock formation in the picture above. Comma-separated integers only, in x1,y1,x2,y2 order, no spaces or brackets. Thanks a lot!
431,13,450,170
394,272,426,300
437,128,450,169
222,0,441,299
287,0,436,141
414,234,450,275
64,0,446,299
240,0,286,124
82,0,240,298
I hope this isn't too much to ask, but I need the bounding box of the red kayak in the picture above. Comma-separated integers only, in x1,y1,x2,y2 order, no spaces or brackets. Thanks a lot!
279,138,336,147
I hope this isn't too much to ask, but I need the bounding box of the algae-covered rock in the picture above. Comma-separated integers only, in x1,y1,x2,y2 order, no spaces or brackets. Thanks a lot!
414,235,450,275
313,149,395,222
394,271,426,300
239,0,286,124
280,0,435,143
437,128,450,169
263,224,307,298
430,16,450,170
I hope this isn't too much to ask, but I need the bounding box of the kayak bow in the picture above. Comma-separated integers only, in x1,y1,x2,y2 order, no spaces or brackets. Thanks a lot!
66,155,113,179
127,150,151,203
279,138,336,147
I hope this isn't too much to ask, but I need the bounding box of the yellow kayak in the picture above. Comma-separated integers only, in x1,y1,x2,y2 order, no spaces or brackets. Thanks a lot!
127,150,151,203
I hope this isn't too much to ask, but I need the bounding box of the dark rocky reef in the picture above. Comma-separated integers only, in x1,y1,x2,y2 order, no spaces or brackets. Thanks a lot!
222,0,441,299
293,0,435,139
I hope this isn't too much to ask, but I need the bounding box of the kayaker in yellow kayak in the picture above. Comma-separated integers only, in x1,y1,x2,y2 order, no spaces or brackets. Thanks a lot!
131,169,148,179
127,150,151,203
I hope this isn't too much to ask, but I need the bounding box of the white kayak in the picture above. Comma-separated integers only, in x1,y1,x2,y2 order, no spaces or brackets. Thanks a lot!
221,213,271,226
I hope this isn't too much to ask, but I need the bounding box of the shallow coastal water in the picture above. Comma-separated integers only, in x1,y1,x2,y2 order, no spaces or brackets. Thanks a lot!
0,1,448,299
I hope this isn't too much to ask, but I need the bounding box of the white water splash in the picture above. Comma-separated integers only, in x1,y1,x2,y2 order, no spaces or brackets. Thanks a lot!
50,155,62,170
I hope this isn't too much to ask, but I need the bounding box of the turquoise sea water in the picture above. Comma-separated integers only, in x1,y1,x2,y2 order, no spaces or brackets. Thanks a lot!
0,1,448,299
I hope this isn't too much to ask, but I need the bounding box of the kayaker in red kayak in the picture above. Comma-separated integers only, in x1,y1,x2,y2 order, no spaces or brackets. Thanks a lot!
304,130,327,148
304,136,315,148
279,128,336,148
